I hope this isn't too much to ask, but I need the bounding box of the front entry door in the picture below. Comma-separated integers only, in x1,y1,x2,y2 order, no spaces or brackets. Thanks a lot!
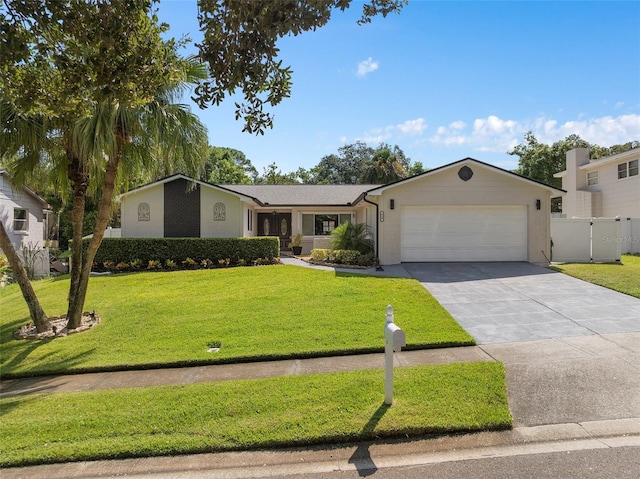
257,213,292,250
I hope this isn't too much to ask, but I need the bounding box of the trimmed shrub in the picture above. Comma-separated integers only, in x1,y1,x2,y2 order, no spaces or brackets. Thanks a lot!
309,249,375,267
310,248,330,262
86,237,279,270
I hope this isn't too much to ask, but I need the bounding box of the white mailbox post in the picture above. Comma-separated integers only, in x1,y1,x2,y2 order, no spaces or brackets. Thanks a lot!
384,305,406,405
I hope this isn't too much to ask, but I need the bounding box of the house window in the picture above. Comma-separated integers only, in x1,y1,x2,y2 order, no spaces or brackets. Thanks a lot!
618,160,638,179
247,209,253,231
214,202,226,221
138,203,150,221
301,213,353,235
618,163,627,179
587,171,598,186
13,208,28,232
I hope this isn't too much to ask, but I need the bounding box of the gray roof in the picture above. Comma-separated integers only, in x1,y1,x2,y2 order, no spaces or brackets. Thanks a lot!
220,184,380,206
0,169,50,207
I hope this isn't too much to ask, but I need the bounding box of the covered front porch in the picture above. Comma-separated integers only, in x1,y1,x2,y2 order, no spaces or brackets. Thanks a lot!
254,209,370,255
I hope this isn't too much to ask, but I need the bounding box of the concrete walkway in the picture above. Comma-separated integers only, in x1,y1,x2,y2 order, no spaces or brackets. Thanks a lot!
0,346,491,397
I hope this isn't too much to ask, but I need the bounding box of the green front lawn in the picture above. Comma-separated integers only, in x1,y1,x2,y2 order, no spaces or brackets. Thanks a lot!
551,254,640,298
0,265,474,377
0,362,511,467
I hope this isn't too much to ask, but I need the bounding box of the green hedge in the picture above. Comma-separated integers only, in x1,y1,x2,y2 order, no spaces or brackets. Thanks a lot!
310,249,376,267
86,237,280,267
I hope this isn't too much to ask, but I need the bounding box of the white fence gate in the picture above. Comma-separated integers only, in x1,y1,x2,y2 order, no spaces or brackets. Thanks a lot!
550,217,640,263
620,218,640,255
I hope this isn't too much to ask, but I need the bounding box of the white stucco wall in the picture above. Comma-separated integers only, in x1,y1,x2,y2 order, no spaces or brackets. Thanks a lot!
121,181,249,238
368,161,554,265
244,207,256,237
200,187,244,237
120,184,165,238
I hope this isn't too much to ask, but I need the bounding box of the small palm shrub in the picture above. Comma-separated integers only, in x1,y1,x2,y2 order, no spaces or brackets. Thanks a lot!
330,222,374,255
200,258,214,269
182,257,197,269
147,260,162,270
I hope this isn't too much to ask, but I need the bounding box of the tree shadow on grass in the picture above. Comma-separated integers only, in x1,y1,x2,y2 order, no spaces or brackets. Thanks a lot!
1,315,97,379
0,392,42,417
348,402,391,477
0,317,39,364
2,342,97,377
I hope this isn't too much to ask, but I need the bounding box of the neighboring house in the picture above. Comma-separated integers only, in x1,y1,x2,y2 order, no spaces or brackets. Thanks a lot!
554,147,640,218
0,168,52,278
119,158,564,265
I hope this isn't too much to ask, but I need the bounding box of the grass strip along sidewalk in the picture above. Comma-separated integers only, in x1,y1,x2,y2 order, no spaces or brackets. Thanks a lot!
0,362,511,468
550,254,640,299
0,266,474,377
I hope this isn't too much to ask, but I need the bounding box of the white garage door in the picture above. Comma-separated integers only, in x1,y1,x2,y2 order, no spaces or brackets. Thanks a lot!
401,205,528,262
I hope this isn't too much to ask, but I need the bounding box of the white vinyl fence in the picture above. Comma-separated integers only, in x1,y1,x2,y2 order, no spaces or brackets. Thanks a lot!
621,218,640,255
550,217,640,263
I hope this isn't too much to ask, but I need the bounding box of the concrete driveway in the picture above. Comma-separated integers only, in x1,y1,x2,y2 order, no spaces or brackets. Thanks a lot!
402,262,640,344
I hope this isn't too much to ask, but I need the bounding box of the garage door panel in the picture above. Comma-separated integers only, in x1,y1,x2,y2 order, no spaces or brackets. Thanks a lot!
401,206,527,262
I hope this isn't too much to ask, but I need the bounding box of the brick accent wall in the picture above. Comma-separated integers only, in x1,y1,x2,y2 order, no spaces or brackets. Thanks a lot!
164,178,200,237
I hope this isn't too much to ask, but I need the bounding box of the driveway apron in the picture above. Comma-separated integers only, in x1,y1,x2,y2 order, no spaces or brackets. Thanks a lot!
403,262,640,344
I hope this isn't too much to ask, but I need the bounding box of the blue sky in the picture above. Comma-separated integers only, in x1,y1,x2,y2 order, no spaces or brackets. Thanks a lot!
157,0,640,175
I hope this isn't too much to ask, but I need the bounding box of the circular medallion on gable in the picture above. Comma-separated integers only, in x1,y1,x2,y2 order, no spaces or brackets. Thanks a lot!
458,166,473,181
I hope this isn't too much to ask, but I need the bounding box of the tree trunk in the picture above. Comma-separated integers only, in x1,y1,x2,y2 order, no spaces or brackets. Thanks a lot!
66,150,122,329
0,220,51,332
66,154,89,329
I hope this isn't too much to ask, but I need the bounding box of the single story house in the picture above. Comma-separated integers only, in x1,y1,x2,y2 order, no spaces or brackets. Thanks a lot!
0,168,53,278
554,147,640,218
119,158,565,265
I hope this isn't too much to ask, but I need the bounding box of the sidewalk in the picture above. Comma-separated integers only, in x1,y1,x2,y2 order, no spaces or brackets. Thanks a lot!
0,346,491,397
2,333,639,478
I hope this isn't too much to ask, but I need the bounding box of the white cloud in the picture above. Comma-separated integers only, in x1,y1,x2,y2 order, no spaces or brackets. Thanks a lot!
429,113,640,153
396,118,427,136
357,57,379,78
537,114,640,146
359,133,388,144
358,118,428,144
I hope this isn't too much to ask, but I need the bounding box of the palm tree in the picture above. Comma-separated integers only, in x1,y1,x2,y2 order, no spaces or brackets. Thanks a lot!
361,148,407,184
65,57,208,329
1,56,209,330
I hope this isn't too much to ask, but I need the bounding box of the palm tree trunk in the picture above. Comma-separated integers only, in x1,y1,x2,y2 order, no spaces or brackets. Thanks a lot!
66,154,90,329
66,150,121,329
0,220,51,332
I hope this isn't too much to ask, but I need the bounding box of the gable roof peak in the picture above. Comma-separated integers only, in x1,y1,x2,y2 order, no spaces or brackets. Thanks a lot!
366,156,565,195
